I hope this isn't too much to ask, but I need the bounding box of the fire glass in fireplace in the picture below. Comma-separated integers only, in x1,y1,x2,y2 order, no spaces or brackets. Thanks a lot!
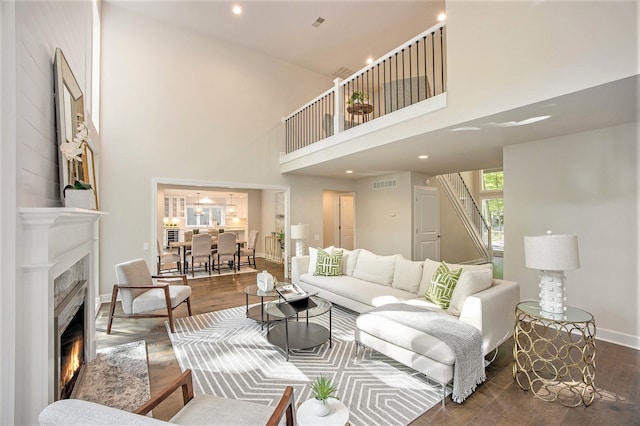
59,302,84,399
55,280,87,400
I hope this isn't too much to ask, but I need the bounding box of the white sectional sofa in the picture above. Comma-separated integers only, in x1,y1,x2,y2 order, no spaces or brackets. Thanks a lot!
291,247,520,401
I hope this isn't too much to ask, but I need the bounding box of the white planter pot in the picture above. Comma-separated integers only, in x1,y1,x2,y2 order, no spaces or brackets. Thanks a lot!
65,189,96,209
312,398,331,417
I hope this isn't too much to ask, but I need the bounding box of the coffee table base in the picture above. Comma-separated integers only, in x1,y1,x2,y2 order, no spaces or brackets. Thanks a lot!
267,322,330,360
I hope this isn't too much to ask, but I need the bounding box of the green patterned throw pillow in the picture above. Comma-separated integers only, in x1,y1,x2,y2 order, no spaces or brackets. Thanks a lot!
314,248,343,277
425,262,462,309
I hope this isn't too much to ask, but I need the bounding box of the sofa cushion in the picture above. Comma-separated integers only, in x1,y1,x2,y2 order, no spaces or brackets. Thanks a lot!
419,259,493,296
314,248,343,276
308,246,335,274
300,273,418,307
391,256,423,293
425,262,462,309
447,269,494,316
352,249,397,286
341,248,360,276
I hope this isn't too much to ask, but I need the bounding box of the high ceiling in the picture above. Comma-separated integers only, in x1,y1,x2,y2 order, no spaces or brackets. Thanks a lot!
109,1,637,179
110,0,444,79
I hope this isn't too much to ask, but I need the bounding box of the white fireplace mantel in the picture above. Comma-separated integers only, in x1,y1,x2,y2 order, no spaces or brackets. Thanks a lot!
17,207,106,425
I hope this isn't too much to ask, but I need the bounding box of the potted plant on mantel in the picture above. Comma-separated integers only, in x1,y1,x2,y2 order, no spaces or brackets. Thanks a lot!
310,375,338,417
347,90,369,105
60,117,95,209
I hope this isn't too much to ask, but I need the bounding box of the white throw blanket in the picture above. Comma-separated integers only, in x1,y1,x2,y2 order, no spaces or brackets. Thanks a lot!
367,303,486,403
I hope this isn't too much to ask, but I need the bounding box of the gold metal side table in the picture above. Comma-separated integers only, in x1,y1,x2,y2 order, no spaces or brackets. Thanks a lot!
513,301,596,407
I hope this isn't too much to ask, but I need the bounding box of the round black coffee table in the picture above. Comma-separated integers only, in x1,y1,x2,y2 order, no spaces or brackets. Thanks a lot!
265,296,332,361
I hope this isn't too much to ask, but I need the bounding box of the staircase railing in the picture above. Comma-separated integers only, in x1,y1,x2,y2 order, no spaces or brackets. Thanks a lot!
437,173,492,263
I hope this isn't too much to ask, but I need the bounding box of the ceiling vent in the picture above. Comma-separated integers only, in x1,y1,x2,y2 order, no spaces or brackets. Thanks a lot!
331,66,354,80
312,17,325,28
372,179,398,190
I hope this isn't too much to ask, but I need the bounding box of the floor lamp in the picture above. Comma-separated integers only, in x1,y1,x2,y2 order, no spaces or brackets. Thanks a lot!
524,230,580,317
290,224,309,257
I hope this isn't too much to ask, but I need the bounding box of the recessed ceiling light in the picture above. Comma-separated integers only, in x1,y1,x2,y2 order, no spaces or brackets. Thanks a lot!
366,57,373,65
437,12,446,21
450,126,481,132
346,170,353,174
418,155,429,159
232,5,242,15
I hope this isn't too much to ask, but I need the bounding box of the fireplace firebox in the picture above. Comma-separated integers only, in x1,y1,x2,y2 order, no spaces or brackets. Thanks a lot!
54,280,87,400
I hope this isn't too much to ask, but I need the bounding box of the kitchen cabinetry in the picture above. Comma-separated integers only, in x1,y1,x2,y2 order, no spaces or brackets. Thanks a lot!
164,196,185,218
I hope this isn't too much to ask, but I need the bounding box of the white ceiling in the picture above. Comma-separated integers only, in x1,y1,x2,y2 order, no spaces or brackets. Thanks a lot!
110,1,637,178
111,0,444,79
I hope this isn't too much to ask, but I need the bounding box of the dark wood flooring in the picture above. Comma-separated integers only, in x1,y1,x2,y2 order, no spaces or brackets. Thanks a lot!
95,258,640,425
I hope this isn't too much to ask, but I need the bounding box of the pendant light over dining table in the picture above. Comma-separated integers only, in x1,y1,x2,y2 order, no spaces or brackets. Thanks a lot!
194,192,204,216
227,194,237,217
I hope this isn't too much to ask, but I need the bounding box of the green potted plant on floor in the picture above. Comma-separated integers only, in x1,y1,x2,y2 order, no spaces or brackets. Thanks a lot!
310,375,338,417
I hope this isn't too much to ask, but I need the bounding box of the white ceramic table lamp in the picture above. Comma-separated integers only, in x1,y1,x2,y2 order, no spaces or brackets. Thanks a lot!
290,223,309,257
524,231,580,315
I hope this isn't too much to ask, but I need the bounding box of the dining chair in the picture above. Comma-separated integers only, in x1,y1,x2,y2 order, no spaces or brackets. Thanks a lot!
108,258,192,334
238,230,259,269
157,240,181,274
214,232,237,274
190,233,214,276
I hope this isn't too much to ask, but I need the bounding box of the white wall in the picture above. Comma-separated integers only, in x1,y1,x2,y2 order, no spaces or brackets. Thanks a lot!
99,5,354,295
445,1,638,123
504,123,639,348
1,1,94,422
356,172,414,257
0,1,17,422
16,1,92,207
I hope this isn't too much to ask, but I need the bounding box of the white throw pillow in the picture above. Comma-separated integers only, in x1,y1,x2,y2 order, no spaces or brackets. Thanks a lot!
341,249,360,276
447,269,494,316
418,259,492,296
308,246,335,274
391,256,424,293
352,249,397,286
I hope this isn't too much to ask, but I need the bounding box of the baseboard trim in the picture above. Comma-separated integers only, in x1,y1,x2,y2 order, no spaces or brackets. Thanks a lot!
596,328,640,351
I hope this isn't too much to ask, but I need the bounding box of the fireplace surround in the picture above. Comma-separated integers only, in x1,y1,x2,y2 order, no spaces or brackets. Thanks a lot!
17,208,105,425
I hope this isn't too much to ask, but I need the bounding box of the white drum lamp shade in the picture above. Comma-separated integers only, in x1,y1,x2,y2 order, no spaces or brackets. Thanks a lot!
291,224,309,257
524,231,580,316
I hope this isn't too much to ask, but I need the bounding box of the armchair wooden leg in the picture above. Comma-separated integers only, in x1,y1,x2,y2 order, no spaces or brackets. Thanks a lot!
106,286,119,335
186,297,192,316
164,286,175,333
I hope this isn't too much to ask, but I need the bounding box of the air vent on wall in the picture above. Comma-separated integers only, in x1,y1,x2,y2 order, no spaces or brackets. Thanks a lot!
372,179,398,190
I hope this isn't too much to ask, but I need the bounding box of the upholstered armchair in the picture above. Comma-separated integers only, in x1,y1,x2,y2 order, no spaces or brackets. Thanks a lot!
39,369,296,425
108,259,192,334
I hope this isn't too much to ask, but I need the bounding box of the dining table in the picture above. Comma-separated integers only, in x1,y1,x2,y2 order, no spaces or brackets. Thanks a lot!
170,237,246,272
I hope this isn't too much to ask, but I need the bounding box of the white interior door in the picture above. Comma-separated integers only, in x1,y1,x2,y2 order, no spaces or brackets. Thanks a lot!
414,186,440,261
339,194,354,250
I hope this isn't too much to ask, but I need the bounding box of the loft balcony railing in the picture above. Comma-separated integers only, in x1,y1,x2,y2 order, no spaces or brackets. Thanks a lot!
283,22,446,154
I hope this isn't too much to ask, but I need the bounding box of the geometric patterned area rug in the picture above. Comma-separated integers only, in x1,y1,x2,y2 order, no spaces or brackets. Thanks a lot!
73,340,150,412
167,305,445,425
